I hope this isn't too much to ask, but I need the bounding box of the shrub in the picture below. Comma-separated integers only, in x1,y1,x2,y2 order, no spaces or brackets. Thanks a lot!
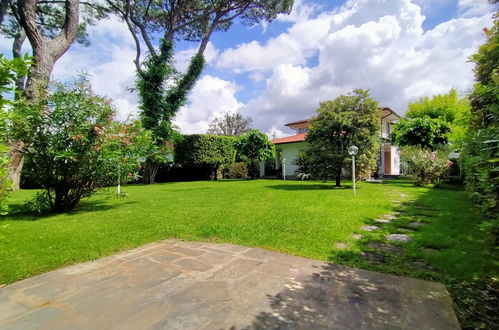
224,162,248,179
462,18,498,222
400,146,451,186
0,55,31,214
293,151,311,179
235,129,275,179
18,79,152,213
0,140,9,215
175,134,236,180
0,110,10,215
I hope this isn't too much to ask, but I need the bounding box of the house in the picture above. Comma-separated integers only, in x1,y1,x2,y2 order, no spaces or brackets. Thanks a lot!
262,107,401,178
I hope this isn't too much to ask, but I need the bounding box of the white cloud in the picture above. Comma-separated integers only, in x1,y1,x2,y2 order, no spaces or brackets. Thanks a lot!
237,0,494,135
458,0,494,18
277,0,321,23
173,75,243,134
216,11,332,72
51,16,140,120
174,42,219,72
1,0,495,137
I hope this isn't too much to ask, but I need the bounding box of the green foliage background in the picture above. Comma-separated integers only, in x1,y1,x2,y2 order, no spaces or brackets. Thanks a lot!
235,129,275,179
306,89,381,184
462,18,499,222
0,54,32,214
390,116,451,150
175,134,236,179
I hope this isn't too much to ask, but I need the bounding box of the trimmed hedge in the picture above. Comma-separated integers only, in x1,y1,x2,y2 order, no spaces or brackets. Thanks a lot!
175,134,236,180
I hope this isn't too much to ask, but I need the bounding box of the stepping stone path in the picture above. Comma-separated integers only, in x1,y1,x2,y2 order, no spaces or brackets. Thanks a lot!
386,234,412,243
361,225,381,232
352,234,363,240
422,247,440,254
374,218,392,223
398,228,416,233
409,221,427,227
367,242,403,254
360,251,385,264
411,261,433,271
413,214,434,218
334,242,348,249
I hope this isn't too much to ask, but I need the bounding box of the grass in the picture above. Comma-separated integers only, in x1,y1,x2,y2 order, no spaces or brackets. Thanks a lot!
0,180,396,283
0,179,497,328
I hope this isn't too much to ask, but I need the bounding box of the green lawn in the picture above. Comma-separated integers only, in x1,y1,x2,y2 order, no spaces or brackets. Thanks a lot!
0,179,497,328
0,179,398,283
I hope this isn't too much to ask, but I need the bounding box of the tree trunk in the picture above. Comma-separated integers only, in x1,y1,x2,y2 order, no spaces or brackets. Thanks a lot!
7,0,80,190
142,159,159,184
335,175,341,187
7,31,27,190
13,29,27,91
7,141,24,190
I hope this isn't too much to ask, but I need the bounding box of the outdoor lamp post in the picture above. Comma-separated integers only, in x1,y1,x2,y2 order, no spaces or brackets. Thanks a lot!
282,158,286,180
348,146,359,195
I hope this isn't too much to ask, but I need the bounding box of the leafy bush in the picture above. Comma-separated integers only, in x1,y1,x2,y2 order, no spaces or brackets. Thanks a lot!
462,19,499,223
0,110,10,215
400,146,451,186
17,79,152,213
224,162,248,179
175,134,236,180
235,129,275,179
0,54,32,214
293,151,311,179
0,137,9,215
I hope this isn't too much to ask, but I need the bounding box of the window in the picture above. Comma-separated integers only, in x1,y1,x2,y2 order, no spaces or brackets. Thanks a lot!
298,128,308,134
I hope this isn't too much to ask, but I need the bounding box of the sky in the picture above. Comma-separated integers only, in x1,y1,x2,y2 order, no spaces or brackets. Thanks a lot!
0,0,496,138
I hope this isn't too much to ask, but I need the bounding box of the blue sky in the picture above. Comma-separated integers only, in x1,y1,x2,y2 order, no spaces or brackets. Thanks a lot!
0,0,496,137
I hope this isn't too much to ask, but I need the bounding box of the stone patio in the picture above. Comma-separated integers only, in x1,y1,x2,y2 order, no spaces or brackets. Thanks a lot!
0,240,460,329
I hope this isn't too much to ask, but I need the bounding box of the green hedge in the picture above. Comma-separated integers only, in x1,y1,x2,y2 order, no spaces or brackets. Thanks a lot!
175,134,236,180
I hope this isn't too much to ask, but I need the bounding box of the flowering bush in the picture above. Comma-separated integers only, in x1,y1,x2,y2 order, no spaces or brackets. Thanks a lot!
19,78,152,213
400,146,451,186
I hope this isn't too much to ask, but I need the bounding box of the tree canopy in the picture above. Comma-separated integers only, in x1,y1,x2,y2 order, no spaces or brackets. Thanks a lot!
207,112,252,136
2,0,109,189
406,89,471,149
306,89,381,186
114,0,293,183
390,116,451,150
235,129,274,179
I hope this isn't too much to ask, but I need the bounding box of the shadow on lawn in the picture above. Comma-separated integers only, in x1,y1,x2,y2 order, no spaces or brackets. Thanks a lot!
1,199,138,222
264,184,352,191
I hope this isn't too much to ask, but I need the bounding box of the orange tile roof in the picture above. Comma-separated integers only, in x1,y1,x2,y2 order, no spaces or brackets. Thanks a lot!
271,133,307,144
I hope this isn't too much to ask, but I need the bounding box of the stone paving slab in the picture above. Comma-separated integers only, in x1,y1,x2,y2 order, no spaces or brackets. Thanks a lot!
0,239,460,329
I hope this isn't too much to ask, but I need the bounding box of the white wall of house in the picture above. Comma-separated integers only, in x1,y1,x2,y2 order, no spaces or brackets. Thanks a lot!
378,143,400,176
276,142,308,177
391,145,400,175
